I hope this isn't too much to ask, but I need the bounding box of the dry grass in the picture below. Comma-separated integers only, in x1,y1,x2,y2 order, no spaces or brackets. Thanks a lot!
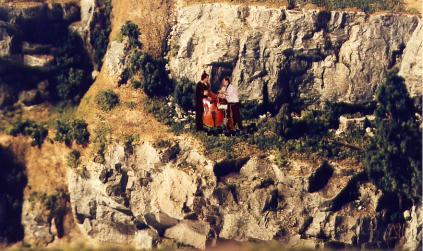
404,0,422,13
110,0,175,58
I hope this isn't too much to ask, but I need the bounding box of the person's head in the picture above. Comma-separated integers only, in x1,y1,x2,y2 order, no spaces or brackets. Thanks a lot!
222,77,231,87
201,71,209,84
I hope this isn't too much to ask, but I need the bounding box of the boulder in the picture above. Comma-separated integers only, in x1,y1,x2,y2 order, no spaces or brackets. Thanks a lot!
18,89,41,106
335,115,375,136
23,54,54,68
0,22,14,58
103,41,128,85
400,20,423,97
403,206,423,250
164,220,210,249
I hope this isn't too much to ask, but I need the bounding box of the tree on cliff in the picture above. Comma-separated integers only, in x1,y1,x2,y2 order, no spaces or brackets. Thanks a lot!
120,21,141,48
365,70,422,207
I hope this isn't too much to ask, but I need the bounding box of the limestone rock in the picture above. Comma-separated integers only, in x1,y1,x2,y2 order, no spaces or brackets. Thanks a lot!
19,89,41,106
335,115,375,135
104,41,129,86
0,22,14,58
164,220,210,249
168,4,421,105
400,20,423,97
68,138,419,249
22,196,54,247
403,206,423,251
23,54,54,68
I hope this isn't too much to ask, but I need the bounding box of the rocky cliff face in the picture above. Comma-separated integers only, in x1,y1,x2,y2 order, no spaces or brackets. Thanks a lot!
167,3,422,106
68,138,422,249
0,1,100,107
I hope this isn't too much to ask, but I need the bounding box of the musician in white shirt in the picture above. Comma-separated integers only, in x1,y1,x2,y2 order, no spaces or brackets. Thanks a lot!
219,77,243,131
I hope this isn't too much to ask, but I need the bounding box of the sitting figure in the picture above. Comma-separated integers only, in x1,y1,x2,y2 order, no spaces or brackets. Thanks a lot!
219,77,243,131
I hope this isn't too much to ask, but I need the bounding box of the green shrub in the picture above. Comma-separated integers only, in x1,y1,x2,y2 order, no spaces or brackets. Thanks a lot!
95,90,119,111
129,52,173,97
67,150,81,169
120,21,141,48
56,68,87,102
310,0,404,13
275,104,292,137
90,0,112,68
174,77,195,111
53,32,92,104
365,70,422,205
241,101,268,120
8,120,48,147
55,119,90,146
71,119,90,145
54,119,72,146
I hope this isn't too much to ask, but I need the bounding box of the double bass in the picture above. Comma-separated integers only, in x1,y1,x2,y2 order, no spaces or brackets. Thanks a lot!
202,95,225,128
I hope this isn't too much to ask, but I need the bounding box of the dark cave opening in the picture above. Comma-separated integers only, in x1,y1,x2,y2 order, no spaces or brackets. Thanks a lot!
0,146,27,244
308,161,334,193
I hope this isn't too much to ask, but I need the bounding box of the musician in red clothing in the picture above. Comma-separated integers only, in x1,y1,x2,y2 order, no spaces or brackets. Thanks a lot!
195,71,214,131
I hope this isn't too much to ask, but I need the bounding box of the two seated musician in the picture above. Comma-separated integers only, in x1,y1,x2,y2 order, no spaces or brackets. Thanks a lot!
218,77,243,131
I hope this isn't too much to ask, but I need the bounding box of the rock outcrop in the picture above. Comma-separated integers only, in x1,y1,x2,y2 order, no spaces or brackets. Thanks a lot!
0,1,94,107
168,3,422,106
68,138,421,250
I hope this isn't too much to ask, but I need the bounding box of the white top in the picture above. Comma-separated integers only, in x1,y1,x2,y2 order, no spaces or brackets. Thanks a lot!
225,84,239,103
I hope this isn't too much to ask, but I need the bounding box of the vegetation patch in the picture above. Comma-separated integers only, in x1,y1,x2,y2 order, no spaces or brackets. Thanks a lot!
53,32,92,104
120,21,142,48
67,150,81,169
55,119,90,146
90,0,112,68
128,51,173,97
174,77,195,111
309,0,405,13
95,90,120,111
364,70,422,208
8,120,48,147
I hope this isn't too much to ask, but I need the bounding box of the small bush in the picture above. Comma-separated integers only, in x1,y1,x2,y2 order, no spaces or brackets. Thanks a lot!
241,101,268,120
129,52,173,97
120,21,141,48
56,68,87,102
67,150,81,169
54,120,72,146
55,119,90,146
8,120,48,147
142,61,173,97
95,90,119,111
174,78,195,111
71,119,90,145
275,104,292,138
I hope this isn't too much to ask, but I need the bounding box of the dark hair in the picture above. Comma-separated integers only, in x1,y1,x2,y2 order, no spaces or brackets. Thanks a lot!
201,71,209,80
224,76,231,85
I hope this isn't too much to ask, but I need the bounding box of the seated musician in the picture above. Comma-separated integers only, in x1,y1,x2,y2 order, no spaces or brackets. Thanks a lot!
218,77,243,131
195,71,216,131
